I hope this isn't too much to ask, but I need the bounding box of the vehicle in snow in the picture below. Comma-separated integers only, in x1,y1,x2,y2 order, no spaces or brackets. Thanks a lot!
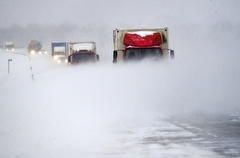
51,42,69,63
67,41,99,64
38,50,47,55
112,27,174,63
4,41,15,51
28,40,42,55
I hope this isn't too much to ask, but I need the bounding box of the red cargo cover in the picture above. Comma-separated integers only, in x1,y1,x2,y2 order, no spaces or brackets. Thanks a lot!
123,31,162,47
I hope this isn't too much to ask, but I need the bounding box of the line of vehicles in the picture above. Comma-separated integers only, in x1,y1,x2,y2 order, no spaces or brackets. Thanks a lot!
5,27,175,64
51,41,99,64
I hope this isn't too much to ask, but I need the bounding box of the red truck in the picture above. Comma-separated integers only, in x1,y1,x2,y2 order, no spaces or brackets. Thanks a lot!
67,42,99,64
113,27,174,63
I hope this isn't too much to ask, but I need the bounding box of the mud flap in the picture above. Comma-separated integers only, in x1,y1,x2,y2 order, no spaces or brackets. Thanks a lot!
113,50,117,63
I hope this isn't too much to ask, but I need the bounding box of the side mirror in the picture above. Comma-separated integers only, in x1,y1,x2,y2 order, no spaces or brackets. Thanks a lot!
170,50,174,59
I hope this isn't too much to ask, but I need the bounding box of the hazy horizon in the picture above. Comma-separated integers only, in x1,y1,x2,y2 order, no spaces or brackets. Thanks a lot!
1,0,239,28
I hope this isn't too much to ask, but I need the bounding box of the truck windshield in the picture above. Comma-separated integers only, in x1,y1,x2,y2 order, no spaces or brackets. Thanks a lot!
72,53,95,63
125,48,163,60
6,44,14,47
54,47,65,55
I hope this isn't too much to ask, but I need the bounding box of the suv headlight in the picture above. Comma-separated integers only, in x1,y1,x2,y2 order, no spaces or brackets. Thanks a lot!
30,50,35,54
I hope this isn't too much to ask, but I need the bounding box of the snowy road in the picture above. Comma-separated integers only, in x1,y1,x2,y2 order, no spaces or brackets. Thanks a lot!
103,113,240,157
165,114,240,157
1,48,240,157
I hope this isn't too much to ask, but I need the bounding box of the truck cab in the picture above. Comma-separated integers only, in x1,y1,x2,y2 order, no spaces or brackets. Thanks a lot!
68,42,99,64
4,41,15,51
124,46,163,61
51,42,68,63
113,28,174,63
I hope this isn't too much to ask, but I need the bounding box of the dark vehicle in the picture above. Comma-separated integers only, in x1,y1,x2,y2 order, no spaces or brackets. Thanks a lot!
28,40,42,55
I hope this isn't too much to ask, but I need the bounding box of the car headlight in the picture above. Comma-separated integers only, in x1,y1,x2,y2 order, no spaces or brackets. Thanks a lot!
53,56,58,60
30,50,35,54
12,48,14,51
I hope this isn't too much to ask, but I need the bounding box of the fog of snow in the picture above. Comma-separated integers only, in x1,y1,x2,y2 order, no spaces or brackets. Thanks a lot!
1,0,240,157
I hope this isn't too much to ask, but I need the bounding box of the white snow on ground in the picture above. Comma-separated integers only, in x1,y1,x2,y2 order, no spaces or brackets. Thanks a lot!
0,48,239,157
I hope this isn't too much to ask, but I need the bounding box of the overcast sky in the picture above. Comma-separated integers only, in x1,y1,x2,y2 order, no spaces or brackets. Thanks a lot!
0,0,240,28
